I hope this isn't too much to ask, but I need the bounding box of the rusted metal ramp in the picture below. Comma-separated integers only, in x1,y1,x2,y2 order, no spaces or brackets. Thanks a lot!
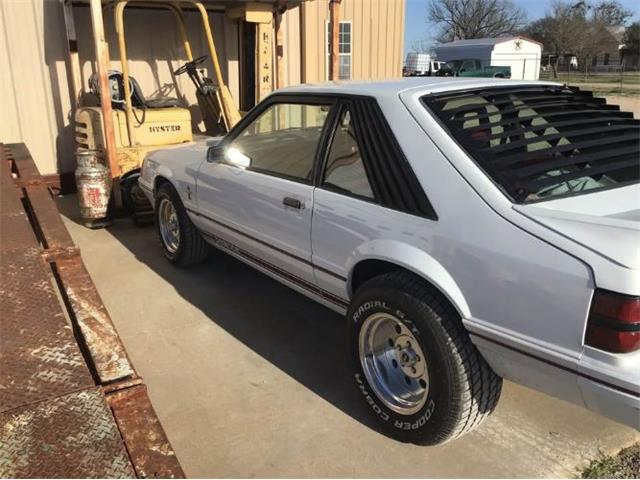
0,143,184,478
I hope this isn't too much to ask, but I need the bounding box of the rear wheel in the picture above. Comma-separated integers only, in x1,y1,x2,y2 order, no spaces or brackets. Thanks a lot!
348,271,502,445
155,183,208,266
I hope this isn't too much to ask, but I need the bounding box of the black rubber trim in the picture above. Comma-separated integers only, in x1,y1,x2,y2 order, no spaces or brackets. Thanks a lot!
186,207,347,282
198,229,349,308
470,332,640,398
589,315,640,332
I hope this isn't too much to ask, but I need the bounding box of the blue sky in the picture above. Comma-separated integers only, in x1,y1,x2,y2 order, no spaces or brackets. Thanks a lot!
404,0,640,53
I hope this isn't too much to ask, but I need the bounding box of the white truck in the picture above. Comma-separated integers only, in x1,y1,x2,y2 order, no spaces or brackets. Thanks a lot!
404,53,447,76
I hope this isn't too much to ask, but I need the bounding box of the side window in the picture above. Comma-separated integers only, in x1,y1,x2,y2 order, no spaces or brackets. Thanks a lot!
322,108,374,199
229,102,331,182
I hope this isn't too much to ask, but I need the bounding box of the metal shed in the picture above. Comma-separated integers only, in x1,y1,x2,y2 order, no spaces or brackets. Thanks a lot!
434,36,542,80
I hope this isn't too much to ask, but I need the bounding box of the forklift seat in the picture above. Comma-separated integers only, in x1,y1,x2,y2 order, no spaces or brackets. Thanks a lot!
130,76,180,109
89,71,181,110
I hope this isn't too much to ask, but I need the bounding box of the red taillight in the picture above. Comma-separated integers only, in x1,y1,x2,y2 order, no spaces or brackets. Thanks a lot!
585,290,640,353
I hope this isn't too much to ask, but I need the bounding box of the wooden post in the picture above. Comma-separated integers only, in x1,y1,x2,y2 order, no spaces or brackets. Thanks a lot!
256,21,273,101
274,1,287,89
61,0,83,110
89,0,120,191
329,0,341,81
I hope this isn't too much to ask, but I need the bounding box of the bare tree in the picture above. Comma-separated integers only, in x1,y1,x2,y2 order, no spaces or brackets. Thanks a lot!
524,0,630,77
621,21,640,67
427,0,527,43
523,1,584,77
410,38,434,53
590,1,633,26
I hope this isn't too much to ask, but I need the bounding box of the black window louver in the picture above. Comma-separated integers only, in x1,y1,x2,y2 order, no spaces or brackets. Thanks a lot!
423,85,640,203
349,98,438,219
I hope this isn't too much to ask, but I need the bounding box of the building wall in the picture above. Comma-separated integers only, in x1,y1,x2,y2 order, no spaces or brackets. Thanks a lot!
1,0,72,175
0,0,405,176
0,1,240,175
299,0,405,83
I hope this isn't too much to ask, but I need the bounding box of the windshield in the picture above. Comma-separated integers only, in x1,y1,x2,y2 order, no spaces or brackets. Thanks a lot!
422,85,640,203
448,60,465,70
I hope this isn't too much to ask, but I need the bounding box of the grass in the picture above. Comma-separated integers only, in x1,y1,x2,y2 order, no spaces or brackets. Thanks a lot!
580,443,640,479
588,87,640,97
555,74,640,85
540,72,640,95
540,72,640,84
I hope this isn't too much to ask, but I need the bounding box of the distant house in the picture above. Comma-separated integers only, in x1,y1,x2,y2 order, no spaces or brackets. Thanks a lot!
548,25,634,72
590,26,625,71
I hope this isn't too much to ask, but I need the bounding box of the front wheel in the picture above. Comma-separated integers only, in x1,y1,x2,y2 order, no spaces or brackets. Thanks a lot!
348,271,502,445
155,183,208,267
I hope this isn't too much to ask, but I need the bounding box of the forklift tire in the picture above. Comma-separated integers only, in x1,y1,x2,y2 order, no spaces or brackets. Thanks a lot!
155,183,208,267
121,172,151,214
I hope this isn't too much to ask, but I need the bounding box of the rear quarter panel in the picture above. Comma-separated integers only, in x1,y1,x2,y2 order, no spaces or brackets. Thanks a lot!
316,92,595,375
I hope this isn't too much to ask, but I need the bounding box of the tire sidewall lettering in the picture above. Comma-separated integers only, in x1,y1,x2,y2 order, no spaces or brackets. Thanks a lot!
354,373,389,422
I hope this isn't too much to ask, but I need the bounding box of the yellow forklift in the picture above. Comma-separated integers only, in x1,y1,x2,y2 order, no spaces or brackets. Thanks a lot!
74,0,241,217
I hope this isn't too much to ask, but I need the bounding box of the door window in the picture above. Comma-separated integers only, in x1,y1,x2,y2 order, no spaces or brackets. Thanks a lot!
322,108,374,199
228,103,331,182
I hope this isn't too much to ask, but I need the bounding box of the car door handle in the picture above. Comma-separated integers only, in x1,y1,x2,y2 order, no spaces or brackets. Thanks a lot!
282,196,302,209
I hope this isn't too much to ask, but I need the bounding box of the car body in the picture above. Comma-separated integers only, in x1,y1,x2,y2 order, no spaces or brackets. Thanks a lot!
139,77,640,441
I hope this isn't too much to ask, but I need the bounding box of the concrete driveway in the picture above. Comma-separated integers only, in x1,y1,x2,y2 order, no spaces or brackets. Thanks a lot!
57,196,638,478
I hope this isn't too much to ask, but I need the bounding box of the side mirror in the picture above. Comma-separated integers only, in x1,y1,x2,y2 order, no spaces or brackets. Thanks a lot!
207,145,225,163
207,145,251,169
224,147,251,169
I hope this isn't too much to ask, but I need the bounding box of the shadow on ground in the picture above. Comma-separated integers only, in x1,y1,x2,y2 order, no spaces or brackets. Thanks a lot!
57,196,386,435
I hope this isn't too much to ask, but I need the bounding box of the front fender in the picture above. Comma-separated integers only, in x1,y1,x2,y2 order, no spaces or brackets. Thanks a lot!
153,164,176,192
346,239,471,318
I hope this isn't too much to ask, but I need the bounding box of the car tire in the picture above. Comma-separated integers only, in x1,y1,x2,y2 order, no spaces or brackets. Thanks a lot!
155,183,208,267
347,270,502,445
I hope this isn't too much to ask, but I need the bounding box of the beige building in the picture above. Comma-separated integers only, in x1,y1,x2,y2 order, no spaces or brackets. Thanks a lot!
0,0,404,178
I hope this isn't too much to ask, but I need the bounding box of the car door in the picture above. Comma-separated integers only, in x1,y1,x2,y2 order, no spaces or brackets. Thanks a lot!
195,98,334,285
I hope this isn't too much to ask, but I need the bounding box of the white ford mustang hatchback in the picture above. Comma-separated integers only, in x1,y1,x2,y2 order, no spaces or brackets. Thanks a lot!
140,78,639,444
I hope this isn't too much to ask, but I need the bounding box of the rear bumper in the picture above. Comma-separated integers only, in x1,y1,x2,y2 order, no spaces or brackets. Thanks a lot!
470,328,640,430
579,376,640,429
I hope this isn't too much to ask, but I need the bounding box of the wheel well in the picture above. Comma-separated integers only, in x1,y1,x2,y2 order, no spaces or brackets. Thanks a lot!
350,259,462,317
121,168,141,181
351,259,409,294
154,176,171,195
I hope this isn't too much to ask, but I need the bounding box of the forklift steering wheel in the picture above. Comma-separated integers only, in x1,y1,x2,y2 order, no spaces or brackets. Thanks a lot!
173,55,208,76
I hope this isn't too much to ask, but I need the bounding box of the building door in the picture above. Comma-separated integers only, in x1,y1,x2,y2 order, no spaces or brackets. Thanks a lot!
239,21,256,111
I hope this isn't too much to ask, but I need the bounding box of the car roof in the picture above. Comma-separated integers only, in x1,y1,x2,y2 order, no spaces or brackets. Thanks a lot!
276,77,563,100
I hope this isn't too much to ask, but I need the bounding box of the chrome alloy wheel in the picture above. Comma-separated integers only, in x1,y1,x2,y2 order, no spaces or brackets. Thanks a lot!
158,198,180,253
359,313,429,415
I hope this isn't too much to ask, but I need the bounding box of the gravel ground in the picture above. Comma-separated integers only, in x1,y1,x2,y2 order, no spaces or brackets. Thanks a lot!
604,95,640,118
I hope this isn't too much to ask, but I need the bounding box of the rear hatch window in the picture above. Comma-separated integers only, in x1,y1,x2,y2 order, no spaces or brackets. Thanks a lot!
422,85,640,203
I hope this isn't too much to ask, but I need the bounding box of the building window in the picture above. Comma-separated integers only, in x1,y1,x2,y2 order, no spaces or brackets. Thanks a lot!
326,21,352,80
604,53,610,65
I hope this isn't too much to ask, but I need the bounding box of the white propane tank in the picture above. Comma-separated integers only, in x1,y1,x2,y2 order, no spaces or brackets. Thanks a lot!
75,149,112,227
